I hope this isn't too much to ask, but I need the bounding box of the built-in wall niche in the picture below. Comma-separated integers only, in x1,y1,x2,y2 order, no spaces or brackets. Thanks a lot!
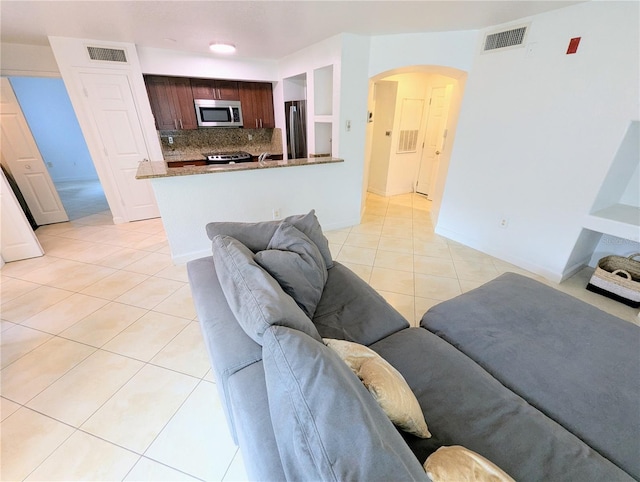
313,65,333,117
584,120,640,241
283,73,307,102
313,122,332,157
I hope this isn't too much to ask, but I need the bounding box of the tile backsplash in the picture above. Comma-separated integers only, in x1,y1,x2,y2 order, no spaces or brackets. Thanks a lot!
159,128,283,160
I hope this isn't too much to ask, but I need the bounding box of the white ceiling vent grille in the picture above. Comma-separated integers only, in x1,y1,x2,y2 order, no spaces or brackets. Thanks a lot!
87,46,127,63
483,25,528,52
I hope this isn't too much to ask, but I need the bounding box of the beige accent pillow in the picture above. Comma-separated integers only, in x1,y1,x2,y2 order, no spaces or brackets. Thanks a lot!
424,446,515,482
323,338,431,438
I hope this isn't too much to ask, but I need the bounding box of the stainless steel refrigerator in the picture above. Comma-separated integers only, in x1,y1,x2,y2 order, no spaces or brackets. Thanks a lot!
285,100,307,159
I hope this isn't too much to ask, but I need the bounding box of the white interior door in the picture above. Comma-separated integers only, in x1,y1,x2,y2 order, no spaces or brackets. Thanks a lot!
0,169,44,262
78,71,159,222
416,84,453,198
0,78,68,225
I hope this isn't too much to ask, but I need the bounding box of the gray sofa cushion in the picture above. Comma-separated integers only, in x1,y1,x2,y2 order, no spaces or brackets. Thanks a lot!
262,325,429,482
421,272,640,479
370,327,635,482
212,235,322,345
255,222,328,318
313,262,410,345
206,210,333,268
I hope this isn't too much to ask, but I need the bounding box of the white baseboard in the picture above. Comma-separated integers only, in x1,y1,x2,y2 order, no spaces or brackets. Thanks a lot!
435,225,565,283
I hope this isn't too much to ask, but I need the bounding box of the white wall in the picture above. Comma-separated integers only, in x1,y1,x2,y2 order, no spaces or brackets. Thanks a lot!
0,43,60,77
137,46,278,81
436,1,640,282
9,77,98,182
368,30,479,78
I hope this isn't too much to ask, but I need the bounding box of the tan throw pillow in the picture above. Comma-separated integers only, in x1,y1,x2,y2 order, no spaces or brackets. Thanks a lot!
323,338,431,438
424,446,515,482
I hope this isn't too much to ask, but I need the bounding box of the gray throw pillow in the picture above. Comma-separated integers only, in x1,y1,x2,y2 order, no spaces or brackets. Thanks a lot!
211,235,322,345
262,325,430,482
255,223,328,318
287,210,334,269
205,210,333,269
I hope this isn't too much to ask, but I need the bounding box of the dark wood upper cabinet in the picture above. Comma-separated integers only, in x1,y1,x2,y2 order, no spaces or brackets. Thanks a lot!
145,75,273,130
191,79,239,100
145,75,197,130
239,82,275,129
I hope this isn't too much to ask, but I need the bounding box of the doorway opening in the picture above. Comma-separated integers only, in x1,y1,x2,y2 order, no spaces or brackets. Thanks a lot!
363,66,467,224
8,76,111,223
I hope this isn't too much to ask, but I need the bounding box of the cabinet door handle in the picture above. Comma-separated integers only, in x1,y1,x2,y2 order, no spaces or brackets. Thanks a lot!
217,89,221,99
174,119,178,129
255,119,258,128
179,119,183,129
260,119,263,128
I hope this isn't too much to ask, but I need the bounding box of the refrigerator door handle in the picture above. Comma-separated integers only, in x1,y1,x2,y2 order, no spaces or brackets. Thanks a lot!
289,105,297,158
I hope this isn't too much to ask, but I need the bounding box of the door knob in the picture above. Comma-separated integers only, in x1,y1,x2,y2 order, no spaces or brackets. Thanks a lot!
25,164,32,169
435,150,441,155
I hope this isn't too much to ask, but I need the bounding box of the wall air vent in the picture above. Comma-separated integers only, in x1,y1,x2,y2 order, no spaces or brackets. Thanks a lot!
87,46,127,63
483,25,528,52
398,130,419,153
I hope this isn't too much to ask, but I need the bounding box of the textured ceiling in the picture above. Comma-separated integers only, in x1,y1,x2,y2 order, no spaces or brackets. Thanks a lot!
1,1,584,60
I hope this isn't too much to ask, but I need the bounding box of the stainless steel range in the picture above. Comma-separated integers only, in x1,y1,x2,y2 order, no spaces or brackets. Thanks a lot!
205,151,253,164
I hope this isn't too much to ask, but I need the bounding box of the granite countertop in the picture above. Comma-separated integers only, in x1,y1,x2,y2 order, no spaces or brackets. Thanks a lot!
136,157,344,179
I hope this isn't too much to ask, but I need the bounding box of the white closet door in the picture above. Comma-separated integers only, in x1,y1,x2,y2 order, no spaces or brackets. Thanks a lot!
77,71,159,222
0,169,43,262
0,78,68,225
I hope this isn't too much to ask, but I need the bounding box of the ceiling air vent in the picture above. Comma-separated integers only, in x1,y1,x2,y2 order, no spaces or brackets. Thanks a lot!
483,25,528,52
87,46,127,63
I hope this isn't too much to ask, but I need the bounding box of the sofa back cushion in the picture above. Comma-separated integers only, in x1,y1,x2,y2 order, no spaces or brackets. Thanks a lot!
262,325,429,482
212,235,322,345
313,263,410,345
206,210,333,269
255,222,328,318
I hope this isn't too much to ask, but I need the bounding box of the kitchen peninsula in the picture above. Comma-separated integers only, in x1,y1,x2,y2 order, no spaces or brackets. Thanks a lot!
136,155,348,264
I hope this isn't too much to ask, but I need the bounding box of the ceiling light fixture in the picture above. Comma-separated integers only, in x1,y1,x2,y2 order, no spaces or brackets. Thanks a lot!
209,42,236,54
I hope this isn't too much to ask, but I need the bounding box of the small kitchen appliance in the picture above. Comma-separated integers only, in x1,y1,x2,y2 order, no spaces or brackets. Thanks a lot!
194,99,243,128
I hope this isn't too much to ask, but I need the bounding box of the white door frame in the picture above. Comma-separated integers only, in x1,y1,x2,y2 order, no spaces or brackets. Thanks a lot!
48,37,163,224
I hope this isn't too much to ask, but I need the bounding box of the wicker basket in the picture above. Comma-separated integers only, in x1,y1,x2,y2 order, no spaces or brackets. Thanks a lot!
586,253,640,308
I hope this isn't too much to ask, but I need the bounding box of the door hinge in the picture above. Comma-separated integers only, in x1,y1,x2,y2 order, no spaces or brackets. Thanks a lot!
103,147,108,156
83,87,89,98
429,97,432,106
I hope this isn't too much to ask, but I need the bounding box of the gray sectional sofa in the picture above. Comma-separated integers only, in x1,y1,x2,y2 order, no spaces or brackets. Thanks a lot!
187,212,639,481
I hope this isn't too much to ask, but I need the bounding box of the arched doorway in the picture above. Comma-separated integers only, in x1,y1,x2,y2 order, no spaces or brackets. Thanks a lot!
363,66,467,225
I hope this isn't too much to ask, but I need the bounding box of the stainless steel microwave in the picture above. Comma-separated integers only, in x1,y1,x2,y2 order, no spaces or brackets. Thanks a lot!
194,99,243,128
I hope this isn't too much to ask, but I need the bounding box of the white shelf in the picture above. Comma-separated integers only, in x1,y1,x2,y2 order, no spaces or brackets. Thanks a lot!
583,203,640,241
314,115,333,123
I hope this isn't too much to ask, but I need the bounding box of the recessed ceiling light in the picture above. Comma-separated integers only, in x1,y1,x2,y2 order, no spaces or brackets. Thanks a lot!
209,42,236,54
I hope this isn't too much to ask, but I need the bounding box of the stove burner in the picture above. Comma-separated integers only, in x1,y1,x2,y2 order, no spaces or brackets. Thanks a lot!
205,151,253,164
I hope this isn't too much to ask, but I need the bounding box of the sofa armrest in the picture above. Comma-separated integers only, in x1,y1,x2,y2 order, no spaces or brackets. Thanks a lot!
187,256,263,444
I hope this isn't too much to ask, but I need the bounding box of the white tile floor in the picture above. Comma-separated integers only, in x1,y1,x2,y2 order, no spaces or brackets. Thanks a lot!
2,192,638,481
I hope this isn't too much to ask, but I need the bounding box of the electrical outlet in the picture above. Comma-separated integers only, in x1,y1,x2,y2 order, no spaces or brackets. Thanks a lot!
248,134,253,141
499,218,509,229
272,208,281,220
168,136,173,145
